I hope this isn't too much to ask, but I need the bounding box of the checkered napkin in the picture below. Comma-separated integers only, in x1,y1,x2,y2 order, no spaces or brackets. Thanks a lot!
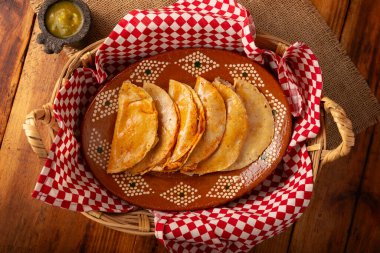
31,0,322,251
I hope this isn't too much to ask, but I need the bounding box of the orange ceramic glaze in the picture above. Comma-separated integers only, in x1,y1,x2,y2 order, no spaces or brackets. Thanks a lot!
81,48,292,211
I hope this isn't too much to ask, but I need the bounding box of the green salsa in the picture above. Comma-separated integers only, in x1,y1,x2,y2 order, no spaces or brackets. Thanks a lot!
45,1,83,38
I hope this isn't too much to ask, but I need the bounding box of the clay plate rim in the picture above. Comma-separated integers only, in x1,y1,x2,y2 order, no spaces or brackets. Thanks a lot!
80,48,292,211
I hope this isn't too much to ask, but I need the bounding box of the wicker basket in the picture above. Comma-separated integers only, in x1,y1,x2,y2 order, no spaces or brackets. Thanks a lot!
23,34,355,236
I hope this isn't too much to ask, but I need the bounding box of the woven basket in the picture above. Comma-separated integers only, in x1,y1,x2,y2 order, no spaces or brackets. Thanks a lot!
23,34,355,236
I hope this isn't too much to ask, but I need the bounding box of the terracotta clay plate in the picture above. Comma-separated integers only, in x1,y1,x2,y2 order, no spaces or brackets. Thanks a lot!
81,48,292,211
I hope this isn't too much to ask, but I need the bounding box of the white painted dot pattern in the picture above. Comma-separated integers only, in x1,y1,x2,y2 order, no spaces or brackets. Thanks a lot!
88,129,111,170
175,51,220,76
92,87,119,122
225,63,265,87
112,173,154,196
206,176,245,198
86,51,292,208
258,90,287,164
130,60,169,83
160,182,201,206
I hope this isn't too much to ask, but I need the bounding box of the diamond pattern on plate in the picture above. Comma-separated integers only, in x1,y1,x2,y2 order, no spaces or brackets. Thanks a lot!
129,60,169,83
206,176,245,198
225,63,265,87
175,51,220,76
259,90,287,164
92,87,119,122
160,182,201,206
88,129,111,170
112,174,154,196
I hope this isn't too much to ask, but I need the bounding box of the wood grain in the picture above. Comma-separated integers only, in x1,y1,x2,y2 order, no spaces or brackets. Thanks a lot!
345,124,380,253
153,241,170,253
288,129,374,253
0,22,87,251
340,1,380,251
310,0,350,38
81,227,157,253
0,0,379,252
252,227,293,253
288,1,380,252
246,3,355,252
0,0,34,146
0,21,159,253
265,1,356,251
340,0,380,90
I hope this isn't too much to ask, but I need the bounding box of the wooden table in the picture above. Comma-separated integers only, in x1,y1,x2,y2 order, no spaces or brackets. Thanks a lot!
0,1,379,252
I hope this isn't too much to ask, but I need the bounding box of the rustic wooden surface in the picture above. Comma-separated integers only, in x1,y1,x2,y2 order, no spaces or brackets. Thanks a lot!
0,0,379,252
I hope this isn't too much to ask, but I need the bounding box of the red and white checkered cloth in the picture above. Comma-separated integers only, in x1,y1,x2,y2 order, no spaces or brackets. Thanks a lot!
31,0,322,251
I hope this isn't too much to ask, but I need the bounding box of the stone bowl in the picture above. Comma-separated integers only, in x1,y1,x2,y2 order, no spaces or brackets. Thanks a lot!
36,0,91,54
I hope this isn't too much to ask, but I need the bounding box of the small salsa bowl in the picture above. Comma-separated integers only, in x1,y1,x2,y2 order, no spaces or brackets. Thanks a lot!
37,0,91,54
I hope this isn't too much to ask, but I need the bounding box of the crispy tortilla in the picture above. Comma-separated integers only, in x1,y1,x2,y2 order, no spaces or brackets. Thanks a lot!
226,79,274,171
185,84,206,159
190,78,248,175
164,80,204,171
182,77,226,172
107,81,158,174
129,82,180,174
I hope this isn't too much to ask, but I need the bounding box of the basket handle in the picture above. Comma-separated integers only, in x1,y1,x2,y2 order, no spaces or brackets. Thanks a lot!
318,97,355,166
23,103,59,159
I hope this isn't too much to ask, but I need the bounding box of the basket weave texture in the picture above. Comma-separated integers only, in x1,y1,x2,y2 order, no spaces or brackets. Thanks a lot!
23,34,354,236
